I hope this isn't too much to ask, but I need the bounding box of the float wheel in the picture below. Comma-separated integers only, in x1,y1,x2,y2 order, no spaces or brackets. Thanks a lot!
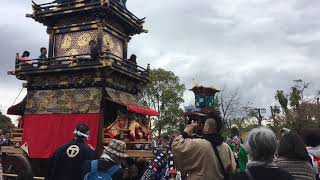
2,153,32,180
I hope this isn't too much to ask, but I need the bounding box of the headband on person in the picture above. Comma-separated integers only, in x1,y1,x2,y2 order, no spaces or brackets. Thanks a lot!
73,130,89,138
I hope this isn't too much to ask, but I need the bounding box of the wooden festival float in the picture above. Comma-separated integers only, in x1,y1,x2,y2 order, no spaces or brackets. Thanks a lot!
183,86,220,135
4,0,158,178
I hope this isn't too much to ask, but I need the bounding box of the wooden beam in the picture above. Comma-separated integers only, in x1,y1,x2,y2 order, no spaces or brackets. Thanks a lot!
15,62,104,75
2,173,45,180
0,147,24,154
97,21,104,53
103,26,126,40
108,6,142,33
14,128,23,132
103,138,152,144
52,21,98,30
11,137,22,143
11,132,23,137
35,5,98,18
54,25,98,34
109,64,148,82
47,27,54,57
34,1,98,16
125,150,154,158
123,36,128,59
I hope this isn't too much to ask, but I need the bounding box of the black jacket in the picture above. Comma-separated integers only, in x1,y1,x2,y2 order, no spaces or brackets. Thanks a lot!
47,139,97,180
202,132,224,146
90,46,100,60
231,166,294,180
82,159,123,180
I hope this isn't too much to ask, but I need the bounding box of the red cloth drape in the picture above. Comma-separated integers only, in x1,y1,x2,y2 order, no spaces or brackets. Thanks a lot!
127,105,159,116
22,113,100,158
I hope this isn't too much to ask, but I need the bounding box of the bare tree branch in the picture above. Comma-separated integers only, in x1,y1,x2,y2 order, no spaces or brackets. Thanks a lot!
218,87,249,129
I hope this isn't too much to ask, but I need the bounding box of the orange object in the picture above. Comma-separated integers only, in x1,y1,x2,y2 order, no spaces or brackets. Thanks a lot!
129,120,140,140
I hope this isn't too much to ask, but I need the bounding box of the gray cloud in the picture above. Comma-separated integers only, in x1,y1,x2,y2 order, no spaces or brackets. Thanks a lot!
1,0,320,115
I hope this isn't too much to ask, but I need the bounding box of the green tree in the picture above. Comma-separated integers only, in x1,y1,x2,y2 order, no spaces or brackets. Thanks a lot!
274,80,319,130
139,68,185,136
275,90,293,127
290,87,301,109
0,111,14,133
275,90,288,112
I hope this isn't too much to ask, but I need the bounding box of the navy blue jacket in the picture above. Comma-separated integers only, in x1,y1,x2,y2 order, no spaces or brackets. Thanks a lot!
47,139,97,180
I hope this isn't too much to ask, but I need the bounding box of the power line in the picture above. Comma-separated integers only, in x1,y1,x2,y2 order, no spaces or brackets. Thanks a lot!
11,87,24,106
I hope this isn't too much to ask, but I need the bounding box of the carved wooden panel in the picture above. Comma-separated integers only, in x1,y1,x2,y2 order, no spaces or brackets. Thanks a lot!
55,30,98,57
112,75,137,89
28,71,101,87
102,32,124,58
54,30,124,58
105,87,139,105
25,88,102,114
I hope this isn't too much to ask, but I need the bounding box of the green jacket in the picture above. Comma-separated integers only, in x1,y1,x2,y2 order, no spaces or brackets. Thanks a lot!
229,144,248,172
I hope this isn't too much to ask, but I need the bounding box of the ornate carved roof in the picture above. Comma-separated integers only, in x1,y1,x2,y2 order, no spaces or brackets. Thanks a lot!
28,0,146,35
190,86,220,95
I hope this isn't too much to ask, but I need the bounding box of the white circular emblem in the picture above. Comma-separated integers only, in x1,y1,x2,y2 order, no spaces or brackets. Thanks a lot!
66,145,80,158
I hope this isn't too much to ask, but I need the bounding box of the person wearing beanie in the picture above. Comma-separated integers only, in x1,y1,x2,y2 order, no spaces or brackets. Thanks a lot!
47,124,97,180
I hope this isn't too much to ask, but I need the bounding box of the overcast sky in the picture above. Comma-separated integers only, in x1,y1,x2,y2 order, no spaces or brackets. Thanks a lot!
1,0,320,119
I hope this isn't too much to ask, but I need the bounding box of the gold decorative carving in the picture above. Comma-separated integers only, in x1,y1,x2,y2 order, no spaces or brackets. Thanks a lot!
55,30,98,57
77,33,92,47
25,88,102,114
103,34,114,50
114,44,122,57
61,35,72,49
68,49,79,56
102,32,124,58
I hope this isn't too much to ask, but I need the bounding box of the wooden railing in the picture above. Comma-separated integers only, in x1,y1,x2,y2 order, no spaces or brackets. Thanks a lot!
0,146,24,154
32,0,99,13
102,128,154,158
103,52,149,78
11,128,23,147
103,132,152,145
32,0,142,23
15,53,96,69
15,52,149,78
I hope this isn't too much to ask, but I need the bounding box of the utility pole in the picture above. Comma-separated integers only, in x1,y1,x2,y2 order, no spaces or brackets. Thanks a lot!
256,108,263,126
249,108,266,126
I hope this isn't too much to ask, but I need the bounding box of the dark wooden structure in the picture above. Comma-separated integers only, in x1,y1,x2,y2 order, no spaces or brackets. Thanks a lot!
183,86,220,135
10,0,149,92
191,86,220,113
4,0,156,178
